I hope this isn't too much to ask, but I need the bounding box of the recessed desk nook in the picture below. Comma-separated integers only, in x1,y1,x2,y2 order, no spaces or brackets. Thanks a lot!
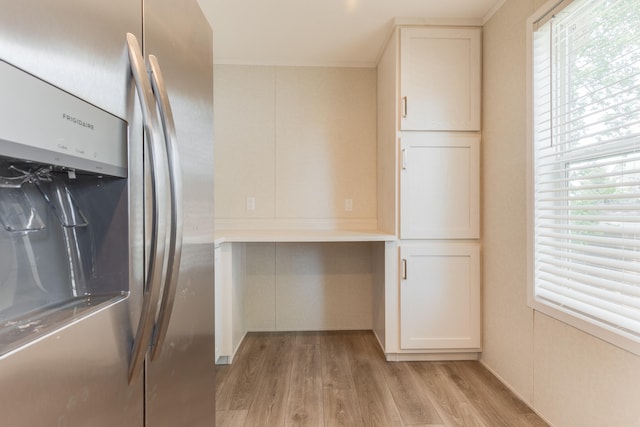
213,23,483,365
214,229,397,365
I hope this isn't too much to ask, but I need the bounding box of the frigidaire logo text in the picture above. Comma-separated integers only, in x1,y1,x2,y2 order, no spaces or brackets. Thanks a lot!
62,113,94,130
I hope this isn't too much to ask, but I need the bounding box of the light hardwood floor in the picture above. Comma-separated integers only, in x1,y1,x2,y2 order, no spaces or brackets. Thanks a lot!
216,331,548,427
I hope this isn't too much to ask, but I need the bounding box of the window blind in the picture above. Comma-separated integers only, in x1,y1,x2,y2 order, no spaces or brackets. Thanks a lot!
532,0,640,346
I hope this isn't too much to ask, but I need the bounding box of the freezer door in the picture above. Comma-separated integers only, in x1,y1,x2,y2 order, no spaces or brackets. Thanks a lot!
143,1,215,426
0,1,145,426
0,300,144,426
0,2,141,121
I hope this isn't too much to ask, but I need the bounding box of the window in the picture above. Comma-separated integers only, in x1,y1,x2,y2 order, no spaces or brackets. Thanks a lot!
528,0,640,354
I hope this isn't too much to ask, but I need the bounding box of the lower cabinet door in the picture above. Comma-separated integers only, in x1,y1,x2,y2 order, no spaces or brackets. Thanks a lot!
400,242,480,350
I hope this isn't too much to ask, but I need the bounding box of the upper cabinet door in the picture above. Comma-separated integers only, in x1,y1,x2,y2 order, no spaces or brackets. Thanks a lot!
400,27,481,131
400,132,480,239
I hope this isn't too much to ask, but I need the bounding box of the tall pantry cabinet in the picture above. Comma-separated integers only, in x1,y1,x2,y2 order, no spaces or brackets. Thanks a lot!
377,26,482,359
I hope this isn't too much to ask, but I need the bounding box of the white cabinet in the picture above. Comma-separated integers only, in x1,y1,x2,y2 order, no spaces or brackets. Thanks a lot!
377,24,483,359
400,27,481,131
400,242,480,350
213,242,247,365
400,133,480,239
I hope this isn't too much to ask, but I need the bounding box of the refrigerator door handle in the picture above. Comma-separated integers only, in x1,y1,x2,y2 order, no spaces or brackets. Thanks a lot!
147,54,184,361
126,33,168,383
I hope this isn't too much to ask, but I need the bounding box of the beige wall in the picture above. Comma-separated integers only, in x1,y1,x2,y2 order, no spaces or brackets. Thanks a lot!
213,64,377,229
482,1,640,426
213,65,378,334
244,242,373,331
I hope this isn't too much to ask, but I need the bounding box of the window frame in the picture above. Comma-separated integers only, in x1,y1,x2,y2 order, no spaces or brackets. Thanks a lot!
526,0,640,356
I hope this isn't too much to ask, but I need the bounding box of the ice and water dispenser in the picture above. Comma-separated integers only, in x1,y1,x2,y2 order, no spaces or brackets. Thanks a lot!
0,59,129,354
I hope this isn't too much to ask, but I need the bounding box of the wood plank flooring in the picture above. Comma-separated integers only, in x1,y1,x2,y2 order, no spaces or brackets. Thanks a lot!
216,331,548,427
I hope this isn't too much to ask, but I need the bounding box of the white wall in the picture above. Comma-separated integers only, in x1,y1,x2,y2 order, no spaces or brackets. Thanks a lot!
482,1,640,426
213,65,377,230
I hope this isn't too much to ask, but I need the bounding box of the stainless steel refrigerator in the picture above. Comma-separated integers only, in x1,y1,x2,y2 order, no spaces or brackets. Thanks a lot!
0,1,215,425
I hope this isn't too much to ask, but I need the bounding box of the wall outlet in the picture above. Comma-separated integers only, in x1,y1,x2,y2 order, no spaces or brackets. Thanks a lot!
344,198,353,212
246,196,256,211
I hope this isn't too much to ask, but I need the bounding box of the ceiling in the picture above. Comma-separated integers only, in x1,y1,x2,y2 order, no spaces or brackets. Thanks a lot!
199,0,504,67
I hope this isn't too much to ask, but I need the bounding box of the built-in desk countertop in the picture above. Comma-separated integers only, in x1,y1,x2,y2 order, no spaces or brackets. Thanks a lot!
214,229,396,245
213,228,398,365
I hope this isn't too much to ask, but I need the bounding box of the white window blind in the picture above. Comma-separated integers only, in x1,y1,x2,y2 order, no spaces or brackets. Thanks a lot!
531,0,640,351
